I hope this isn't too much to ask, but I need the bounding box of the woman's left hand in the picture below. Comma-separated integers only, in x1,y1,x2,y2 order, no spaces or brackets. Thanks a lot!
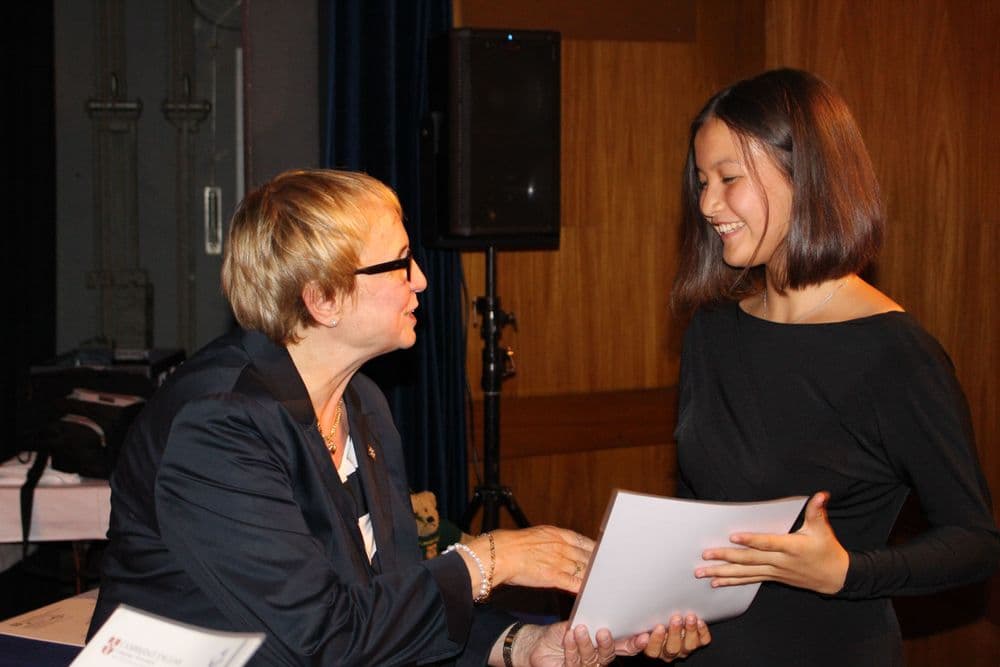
642,614,712,663
695,491,849,595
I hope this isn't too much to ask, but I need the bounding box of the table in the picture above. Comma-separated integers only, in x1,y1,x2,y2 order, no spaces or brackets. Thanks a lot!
0,588,95,666
0,587,96,645
0,454,111,573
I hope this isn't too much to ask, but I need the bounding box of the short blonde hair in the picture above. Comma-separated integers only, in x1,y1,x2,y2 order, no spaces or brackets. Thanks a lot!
221,169,402,344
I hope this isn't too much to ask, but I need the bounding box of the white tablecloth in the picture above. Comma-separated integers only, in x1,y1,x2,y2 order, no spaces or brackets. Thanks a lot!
0,454,111,544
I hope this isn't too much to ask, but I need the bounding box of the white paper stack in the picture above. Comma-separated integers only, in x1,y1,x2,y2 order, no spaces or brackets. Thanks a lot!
570,490,807,639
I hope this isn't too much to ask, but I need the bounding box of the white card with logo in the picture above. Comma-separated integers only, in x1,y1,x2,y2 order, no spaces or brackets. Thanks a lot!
72,605,264,666
569,490,808,640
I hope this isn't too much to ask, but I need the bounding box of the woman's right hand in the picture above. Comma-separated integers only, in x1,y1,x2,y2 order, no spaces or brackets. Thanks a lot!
463,526,594,596
695,491,849,595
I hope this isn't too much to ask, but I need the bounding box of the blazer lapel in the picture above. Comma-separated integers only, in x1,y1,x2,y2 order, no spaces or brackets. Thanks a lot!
240,330,370,562
345,385,398,574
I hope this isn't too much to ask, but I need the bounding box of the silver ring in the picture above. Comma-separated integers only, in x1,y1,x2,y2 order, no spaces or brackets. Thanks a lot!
679,628,687,640
573,561,582,577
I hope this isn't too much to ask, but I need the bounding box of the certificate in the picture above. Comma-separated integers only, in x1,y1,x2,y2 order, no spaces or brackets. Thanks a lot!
569,490,808,639
72,605,264,666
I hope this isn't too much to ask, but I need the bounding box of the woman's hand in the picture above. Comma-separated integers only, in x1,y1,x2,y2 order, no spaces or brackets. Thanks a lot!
511,622,642,666
642,614,712,663
466,526,594,595
695,492,849,594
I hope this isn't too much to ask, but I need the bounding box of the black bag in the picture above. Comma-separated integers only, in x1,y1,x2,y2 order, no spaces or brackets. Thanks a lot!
42,388,145,479
18,347,181,554
19,388,144,558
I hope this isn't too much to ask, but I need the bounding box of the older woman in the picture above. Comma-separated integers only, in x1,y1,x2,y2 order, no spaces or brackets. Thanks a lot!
88,169,690,666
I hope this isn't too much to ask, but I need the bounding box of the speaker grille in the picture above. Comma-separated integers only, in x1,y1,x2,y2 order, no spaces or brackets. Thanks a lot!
424,29,560,249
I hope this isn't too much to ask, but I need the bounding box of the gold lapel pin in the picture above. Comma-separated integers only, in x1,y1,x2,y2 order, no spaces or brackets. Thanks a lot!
367,444,377,461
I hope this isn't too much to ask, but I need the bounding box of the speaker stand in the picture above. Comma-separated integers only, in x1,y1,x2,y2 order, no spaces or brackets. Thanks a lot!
462,247,530,532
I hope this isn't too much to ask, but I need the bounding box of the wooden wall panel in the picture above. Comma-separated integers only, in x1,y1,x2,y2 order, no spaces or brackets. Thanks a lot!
464,388,677,538
764,2,1000,661
467,444,676,539
764,0,999,510
457,1,765,398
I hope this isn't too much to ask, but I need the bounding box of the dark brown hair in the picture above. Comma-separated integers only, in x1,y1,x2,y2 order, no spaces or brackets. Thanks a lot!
672,68,883,312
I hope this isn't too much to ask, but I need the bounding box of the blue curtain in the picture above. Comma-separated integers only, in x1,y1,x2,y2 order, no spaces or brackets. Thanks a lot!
319,0,469,522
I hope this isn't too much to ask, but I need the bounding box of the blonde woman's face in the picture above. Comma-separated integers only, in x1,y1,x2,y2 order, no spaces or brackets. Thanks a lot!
336,207,427,359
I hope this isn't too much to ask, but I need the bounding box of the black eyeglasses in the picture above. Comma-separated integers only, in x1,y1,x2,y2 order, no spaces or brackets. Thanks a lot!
354,250,412,282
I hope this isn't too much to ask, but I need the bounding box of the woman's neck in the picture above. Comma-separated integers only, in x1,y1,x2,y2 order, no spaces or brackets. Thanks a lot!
758,274,854,324
286,330,360,425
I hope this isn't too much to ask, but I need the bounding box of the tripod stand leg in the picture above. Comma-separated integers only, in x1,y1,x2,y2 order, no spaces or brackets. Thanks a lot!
461,491,484,533
463,247,530,534
482,492,501,533
500,488,530,528
464,484,531,532
465,485,502,533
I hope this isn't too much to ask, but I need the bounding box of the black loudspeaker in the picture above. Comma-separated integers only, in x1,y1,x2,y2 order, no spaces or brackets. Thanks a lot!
422,28,560,250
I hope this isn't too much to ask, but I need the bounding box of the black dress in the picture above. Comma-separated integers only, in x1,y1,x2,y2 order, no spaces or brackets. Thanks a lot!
673,302,999,666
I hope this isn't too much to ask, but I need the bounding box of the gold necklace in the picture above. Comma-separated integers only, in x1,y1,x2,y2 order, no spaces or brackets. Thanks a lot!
319,400,344,455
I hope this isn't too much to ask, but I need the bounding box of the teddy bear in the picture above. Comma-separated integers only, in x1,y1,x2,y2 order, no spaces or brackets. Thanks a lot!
410,490,472,559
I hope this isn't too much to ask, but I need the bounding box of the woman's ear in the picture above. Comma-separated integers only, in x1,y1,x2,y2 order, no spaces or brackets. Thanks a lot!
301,281,341,327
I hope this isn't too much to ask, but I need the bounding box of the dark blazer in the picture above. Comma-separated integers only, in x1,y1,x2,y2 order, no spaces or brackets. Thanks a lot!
89,329,511,666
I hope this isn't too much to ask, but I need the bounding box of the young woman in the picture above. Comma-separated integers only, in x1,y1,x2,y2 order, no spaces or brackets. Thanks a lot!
671,69,999,665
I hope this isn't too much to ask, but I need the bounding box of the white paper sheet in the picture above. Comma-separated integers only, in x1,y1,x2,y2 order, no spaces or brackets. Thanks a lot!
72,605,264,666
569,490,808,640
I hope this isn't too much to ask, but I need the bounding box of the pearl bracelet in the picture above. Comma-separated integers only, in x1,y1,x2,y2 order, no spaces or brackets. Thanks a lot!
444,542,490,602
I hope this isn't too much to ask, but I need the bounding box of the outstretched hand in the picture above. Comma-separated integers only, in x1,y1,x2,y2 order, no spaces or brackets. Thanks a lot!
524,619,710,666
469,526,594,595
522,622,647,666
695,491,849,594
643,614,712,663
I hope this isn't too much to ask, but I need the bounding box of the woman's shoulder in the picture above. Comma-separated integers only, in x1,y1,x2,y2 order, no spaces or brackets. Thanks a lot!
690,299,742,325
837,280,937,345
347,372,394,417
858,310,951,359
348,372,386,401
836,277,903,322
840,307,957,388
680,300,741,347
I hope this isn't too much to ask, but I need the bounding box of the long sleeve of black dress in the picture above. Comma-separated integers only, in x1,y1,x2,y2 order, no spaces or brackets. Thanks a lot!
838,320,1000,597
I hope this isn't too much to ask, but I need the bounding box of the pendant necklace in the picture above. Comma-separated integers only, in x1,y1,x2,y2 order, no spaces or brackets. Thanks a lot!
762,277,850,324
319,399,344,455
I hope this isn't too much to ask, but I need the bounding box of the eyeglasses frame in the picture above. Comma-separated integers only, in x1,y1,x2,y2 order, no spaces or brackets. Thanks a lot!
353,249,412,282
